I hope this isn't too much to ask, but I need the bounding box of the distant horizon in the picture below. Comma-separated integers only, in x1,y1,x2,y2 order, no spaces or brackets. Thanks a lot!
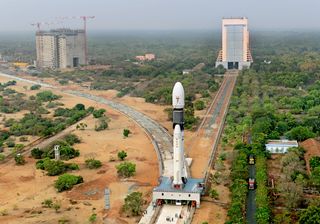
1,0,320,32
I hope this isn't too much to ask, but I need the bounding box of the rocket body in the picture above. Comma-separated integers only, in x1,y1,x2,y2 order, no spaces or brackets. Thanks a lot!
173,125,183,186
172,82,186,189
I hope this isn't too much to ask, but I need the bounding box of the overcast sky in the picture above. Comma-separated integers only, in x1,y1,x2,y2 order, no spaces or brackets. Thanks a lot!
0,0,319,31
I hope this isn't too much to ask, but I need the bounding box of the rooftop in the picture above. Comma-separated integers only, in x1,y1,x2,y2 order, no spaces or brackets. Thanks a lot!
266,139,298,146
153,176,204,194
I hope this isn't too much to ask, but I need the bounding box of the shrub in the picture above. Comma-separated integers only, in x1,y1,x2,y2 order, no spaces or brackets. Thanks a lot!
89,213,97,223
85,159,102,169
6,141,15,148
64,134,81,145
14,154,25,165
209,188,219,200
42,199,53,208
116,162,136,178
95,117,108,131
0,153,5,161
36,157,79,175
36,91,60,102
92,109,106,118
31,148,44,159
194,100,205,110
30,84,41,90
54,174,83,192
123,129,131,137
122,192,143,216
67,163,79,170
117,150,127,161
19,136,28,142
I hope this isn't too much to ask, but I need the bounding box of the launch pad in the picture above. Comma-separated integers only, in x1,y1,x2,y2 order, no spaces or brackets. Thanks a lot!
153,176,204,208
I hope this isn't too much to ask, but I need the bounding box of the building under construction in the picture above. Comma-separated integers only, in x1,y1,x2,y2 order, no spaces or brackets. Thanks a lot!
36,29,86,69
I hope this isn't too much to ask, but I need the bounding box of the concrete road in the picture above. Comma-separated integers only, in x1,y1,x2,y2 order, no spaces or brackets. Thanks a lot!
246,164,257,224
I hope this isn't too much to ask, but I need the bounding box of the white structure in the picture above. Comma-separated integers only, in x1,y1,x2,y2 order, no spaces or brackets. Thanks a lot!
152,82,204,208
216,17,253,70
265,140,299,154
54,145,60,160
36,29,86,69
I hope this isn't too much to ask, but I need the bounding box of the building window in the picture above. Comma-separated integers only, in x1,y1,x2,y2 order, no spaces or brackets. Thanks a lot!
188,194,191,197
162,193,164,196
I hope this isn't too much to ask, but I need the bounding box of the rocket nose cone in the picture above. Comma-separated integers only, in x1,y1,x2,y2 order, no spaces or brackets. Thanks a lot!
172,82,185,108
174,124,182,134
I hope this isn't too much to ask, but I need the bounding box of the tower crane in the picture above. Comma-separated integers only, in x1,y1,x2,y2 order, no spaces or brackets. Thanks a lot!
57,16,95,64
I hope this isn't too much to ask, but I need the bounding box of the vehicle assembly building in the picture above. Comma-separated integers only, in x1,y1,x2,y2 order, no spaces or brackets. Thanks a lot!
36,29,86,69
216,17,253,70
152,82,204,208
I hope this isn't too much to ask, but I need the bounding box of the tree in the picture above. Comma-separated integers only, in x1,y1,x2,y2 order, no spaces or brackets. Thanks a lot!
116,162,136,178
117,150,127,161
54,174,83,192
122,192,143,216
74,103,85,111
285,126,315,141
123,129,131,137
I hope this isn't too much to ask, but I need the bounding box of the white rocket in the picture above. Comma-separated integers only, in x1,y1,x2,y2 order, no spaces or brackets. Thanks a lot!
172,82,186,189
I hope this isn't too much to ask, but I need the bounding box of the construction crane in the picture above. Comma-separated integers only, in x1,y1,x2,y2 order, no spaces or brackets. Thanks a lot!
31,22,46,31
57,16,95,64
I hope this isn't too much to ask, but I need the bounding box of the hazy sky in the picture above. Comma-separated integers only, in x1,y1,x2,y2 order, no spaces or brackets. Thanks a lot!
0,0,319,31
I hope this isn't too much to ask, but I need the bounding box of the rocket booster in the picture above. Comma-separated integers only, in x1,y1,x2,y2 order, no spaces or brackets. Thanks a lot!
173,125,183,186
172,82,186,188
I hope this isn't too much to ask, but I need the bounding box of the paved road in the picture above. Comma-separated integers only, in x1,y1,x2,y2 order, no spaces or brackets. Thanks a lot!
246,164,257,224
0,71,174,177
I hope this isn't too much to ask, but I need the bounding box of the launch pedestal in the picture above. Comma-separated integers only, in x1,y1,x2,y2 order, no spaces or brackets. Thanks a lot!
153,176,204,208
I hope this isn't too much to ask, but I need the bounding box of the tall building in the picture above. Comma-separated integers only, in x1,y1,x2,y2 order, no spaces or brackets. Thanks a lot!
216,17,253,70
36,29,86,69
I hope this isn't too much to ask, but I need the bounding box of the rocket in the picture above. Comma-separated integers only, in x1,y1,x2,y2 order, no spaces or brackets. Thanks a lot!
172,82,187,189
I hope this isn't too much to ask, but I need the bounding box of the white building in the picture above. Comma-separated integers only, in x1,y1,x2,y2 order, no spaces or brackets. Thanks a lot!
265,140,299,154
36,29,86,69
216,17,253,70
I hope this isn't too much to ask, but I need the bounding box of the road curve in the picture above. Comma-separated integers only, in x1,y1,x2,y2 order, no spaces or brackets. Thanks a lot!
0,71,173,177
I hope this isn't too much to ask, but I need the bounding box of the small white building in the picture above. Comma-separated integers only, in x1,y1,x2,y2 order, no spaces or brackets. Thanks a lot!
265,139,298,154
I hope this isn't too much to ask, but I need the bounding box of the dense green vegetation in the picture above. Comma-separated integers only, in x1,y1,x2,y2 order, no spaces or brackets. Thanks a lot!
116,161,136,178
122,191,143,216
54,174,83,192
36,158,79,176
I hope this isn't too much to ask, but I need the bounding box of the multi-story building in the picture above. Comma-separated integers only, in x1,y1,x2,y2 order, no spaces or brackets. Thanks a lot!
216,17,253,70
36,29,86,69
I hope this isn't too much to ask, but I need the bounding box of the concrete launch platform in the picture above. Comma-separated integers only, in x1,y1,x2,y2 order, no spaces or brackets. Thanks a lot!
153,176,204,208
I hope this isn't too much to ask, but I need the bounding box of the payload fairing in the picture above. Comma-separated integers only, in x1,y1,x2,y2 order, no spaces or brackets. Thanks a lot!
172,82,187,189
